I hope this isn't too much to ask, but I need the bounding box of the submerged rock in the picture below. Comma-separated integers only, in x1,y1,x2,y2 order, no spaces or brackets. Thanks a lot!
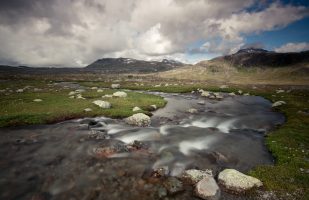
218,169,263,193
113,91,127,98
195,176,220,200
163,177,184,195
198,101,205,105
187,108,198,114
125,113,151,127
181,169,213,184
93,100,111,109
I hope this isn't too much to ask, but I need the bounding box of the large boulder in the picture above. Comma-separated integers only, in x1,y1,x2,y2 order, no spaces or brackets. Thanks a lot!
125,113,151,127
194,176,221,200
113,91,127,98
93,100,111,109
218,169,263,193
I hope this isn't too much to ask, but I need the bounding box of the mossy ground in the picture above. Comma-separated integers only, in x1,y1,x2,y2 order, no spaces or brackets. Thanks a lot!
0,80,166,127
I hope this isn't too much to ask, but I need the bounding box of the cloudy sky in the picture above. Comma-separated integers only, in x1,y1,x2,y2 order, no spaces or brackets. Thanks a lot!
0,0,308,67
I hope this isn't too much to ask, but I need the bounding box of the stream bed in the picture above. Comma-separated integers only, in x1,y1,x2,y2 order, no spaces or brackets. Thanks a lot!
0,92,285,200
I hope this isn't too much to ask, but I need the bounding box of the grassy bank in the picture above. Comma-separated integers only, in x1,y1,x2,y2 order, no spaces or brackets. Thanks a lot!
0,80,166,127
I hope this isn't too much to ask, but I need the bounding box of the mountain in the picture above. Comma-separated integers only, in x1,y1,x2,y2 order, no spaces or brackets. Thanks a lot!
201,48,309,68
85,57,185,73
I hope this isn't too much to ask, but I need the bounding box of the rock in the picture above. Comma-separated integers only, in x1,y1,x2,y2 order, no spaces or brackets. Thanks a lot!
272,101,286,107
244,93,250,96
68,91,76,95
69,96,75,99
93,100,111,109
151,167,169,178
238,90,243,95
157,186,168,198
201,91,210,97
75,89,85,93
198,101,205,105
132,106,142,112
84,108,92,112
187,108,198,114
214,93,223,100
91,87,98,90
163,177,184,195
218,169,263,193
181,169,213,184
111,84,120,89
229,92,236,96
102,94,113,98
131,140,149,150
33,99,42,102
194,176,221,200
97,89,104,92
150,104,157,110
276,89,284,93
113,91,127,98
125,113,151,127
16,89,24,93
76,94,85,99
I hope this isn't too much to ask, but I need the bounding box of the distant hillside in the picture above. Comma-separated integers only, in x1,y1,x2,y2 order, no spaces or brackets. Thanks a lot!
198,48,309,68
85,58,186,73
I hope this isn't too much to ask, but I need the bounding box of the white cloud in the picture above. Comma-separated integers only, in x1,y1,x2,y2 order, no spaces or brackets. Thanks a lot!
275,42,309,53
0,0,308,67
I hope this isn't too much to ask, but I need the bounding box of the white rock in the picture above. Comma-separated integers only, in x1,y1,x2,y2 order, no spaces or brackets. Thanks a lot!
238,90,243,95
111,84,120,89
244,93,250,96
75,89,85,93
218,169,263,193
113,91,127,98
97,89,104,92
272,101,286,107
102,94,113,98
125,113,151,127
91,87,98,90
93,100,111,109
84,108,92,112
229,92,236,96
33,99,42,102
150,104,157,110
214,93,224,99
201,91,210,97
195,176,221,200
16,89,24,93
187,108,198,114
182,169,213,184
69,96,75,99
77,94,85,99
276,89,284,93
198,101,205,105
132,106,142,112
68,91,76,96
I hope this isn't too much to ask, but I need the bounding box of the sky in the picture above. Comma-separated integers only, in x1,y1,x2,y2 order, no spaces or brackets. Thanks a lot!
0,0,308,67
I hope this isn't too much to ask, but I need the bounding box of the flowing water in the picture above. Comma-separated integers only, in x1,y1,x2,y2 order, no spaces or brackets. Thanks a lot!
0,92,285,200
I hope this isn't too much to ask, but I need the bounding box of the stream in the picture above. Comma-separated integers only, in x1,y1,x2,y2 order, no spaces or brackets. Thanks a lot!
0,91,285,200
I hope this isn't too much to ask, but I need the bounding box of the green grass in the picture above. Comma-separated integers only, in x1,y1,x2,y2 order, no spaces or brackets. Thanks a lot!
0,83,166,127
